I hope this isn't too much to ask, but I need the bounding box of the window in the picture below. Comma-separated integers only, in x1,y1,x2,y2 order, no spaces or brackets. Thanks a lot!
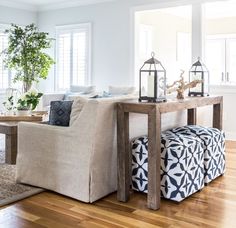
56,23,91,91
205,36,236,85
0,27,9,91
204,0,236,85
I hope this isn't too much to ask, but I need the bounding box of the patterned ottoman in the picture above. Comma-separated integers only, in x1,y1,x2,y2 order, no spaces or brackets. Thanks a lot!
132,130,205,202
171,125,226,184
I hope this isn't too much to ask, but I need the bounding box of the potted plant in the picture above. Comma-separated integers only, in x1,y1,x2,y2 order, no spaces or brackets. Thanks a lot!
17,95,31,116
16,88,43,115
2,23,55,93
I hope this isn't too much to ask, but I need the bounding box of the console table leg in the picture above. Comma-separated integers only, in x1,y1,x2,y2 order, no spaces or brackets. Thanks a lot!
117,104,130,202
188,108,197,125
213,100,223,130
5,134,17,164
147,107,161,210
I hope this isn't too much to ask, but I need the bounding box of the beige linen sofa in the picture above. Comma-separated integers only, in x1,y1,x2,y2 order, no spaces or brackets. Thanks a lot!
16,96,148,203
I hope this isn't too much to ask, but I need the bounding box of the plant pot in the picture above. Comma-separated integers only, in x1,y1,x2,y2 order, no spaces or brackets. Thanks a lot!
16,110,31,116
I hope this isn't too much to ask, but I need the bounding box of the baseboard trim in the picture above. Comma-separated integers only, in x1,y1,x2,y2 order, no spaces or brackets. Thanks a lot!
225,131,236,141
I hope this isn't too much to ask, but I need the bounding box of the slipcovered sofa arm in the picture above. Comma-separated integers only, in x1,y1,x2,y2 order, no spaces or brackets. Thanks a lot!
16,122,74,163
16,121,93,202
18,121,70,136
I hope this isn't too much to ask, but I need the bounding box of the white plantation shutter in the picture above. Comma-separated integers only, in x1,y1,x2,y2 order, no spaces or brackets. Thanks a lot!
56,24,91,91
57,32,71,89
0,32,9,90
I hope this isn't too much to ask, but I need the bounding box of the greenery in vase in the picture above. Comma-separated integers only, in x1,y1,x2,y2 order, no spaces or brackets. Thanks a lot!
2,23,55,93
17,89,43,111
2,96,14,111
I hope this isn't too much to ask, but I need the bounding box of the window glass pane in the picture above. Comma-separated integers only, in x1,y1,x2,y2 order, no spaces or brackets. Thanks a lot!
73,31,87,85
227,39,236,83
58,33,71,90
56,24,90,91
204,0,236,84
205,38,225,85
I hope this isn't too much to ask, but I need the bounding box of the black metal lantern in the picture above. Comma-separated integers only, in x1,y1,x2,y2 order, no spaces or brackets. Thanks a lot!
139,52,166,103
189,57,209,97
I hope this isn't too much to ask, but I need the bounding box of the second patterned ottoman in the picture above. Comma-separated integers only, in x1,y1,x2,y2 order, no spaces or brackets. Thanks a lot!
171,125,226,184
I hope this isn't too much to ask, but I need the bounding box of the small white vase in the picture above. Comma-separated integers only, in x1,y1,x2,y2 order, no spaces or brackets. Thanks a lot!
6,110,14,116
16,110,31,116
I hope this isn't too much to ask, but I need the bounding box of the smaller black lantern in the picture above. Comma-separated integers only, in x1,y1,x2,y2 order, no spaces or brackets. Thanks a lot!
189,57,209,97
139,52,166,103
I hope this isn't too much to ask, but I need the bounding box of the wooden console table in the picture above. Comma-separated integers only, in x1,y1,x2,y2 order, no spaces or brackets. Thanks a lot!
117,96,223,210
0,115,44,164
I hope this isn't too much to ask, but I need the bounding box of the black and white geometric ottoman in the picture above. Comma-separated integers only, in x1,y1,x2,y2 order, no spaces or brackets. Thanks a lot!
131,130,205,202
171,125,226,184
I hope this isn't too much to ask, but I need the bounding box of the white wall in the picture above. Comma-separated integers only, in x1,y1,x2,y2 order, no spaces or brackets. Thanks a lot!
36,0,236,139
37,1,131,92
0,5,36,25
37,0,204,93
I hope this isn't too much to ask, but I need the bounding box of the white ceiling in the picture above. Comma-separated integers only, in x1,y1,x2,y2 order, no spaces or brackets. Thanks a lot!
8,0,65,5
0,0,115,11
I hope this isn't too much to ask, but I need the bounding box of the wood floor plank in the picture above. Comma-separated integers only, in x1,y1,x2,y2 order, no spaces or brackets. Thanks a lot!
14,202,83,227
0,141,235,227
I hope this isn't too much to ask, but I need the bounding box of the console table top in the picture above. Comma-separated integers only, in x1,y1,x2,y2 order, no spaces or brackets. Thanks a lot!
118,96,223,114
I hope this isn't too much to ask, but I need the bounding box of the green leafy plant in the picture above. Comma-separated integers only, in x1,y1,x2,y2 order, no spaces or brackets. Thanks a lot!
17,88,43,110
17,96,29,111
2,23,55,93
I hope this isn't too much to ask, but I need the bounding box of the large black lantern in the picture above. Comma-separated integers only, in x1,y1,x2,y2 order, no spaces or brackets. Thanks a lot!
189,57,209,97
139,52,166,102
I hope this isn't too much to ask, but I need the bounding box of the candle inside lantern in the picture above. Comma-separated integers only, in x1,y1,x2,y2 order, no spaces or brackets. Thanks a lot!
147,74,154,97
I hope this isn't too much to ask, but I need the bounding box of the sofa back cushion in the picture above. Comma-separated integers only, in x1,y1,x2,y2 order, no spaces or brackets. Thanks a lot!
70,85,96,94
70,96,88,126
108,86,136,95
49,100,73,126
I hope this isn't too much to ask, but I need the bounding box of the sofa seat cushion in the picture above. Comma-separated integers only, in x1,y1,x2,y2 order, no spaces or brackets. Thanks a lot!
49,100,73,126
132,130,205,202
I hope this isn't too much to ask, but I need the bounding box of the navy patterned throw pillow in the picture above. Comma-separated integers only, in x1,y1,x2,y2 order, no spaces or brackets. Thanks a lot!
49,100,73,126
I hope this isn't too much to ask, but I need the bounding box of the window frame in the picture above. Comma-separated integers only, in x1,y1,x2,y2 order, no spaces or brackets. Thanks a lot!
55,23,92,92
0,23,11,93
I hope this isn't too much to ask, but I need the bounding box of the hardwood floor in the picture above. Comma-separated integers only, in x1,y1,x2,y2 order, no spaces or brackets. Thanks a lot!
0,141,235,228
